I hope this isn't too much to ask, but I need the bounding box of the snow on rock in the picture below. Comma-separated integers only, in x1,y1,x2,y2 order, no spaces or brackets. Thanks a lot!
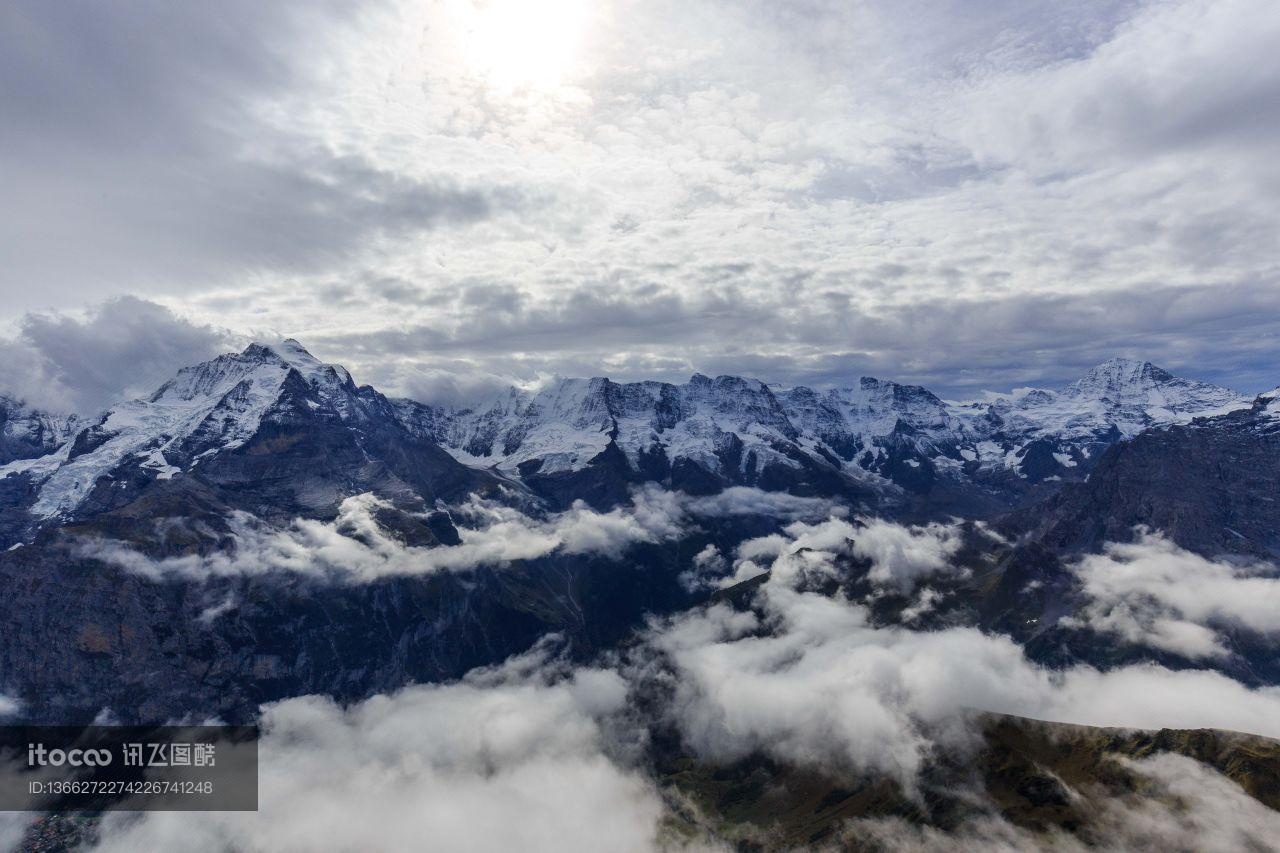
399,373,805,480
0,396,82,466
960,359,1248,444
3,342,1256,522
399,358,1252,490
3,340,364,520
1254,387,1280,422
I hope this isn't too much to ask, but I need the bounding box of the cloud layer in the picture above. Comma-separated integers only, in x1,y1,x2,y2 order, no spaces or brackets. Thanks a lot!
55,513,1280,851
3,0,1279,394
646,518,1280,788
79,486,839,581
86,646,668,853
80,488,687,581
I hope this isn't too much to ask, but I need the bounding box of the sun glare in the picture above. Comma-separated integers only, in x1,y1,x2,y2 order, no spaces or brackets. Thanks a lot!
458,0,590,92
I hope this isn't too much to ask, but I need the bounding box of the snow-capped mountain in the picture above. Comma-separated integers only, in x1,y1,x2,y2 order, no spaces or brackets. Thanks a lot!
0,340,484,532
395,373,807,479
961,357,1246,442
397,357,1252,505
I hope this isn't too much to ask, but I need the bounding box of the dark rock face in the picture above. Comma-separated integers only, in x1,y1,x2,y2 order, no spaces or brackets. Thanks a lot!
1006,401,1280,559
658,715,1280,851
0,470,806,726
519,440,638,509
0,540,551,724
0,526,713,725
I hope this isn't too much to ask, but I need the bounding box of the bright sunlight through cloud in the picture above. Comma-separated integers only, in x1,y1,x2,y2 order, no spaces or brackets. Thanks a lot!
455,0,591,91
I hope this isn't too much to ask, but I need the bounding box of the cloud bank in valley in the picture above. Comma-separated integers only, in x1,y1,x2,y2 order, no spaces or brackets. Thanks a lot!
78,486,840,581
1062,532,1280,659
645,518,1280,786
63,513,1280,851
85,645,669,853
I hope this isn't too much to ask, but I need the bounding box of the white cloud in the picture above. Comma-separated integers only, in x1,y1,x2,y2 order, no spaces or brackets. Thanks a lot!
76,484,841,582
850,751,1280,852
0,297,227,415
1095,753,1280,852
723,516,965,590
684,487,844,520
645,531,1280,788
850,518,964,590
678,544,729,593
79,487,694,581
1061,532,1280,659
86,647,669,853
6,0,1279,394
65,517,1280,851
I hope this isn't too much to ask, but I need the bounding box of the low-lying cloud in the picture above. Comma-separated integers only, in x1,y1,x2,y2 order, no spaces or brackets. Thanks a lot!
723,515,965,591
79,485,841,582
63,514,1280,851
80,488,689,581
86,645,669,853
646,524,1280,788
850,752,1280,852
1061,531,1280,659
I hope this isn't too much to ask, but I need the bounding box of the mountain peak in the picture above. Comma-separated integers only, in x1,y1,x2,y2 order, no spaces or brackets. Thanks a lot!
241,339,353,389
1079,357,1166,380
242,338,317,364
1055,357,1247,428
1067,358,1177,397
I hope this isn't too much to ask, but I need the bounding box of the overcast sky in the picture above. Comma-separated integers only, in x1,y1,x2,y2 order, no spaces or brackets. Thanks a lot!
2,0,1278,409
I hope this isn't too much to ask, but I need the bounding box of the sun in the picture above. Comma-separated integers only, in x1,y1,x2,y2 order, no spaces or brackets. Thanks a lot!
457,0,591,92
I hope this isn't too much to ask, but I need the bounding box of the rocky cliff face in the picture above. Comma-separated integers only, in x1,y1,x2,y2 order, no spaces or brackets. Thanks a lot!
1005,388,1280,559
0,395,81,466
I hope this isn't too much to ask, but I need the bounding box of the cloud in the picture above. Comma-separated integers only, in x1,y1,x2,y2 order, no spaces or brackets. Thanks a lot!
6,0,1279,395
722,515,964,590
684,487,844,521
850,518,964,590
62,514,1280,850
85,645,669,853
0,297,227,414
1094,753,1280,852
678,544,729,593
1060,532,1280,659
0,1,522,315
76,485,853,583
79,487,693,581
954,0,1280,172
644,526,1280,789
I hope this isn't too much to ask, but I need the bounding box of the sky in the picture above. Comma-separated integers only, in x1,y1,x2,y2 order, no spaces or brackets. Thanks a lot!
1,0,1278,411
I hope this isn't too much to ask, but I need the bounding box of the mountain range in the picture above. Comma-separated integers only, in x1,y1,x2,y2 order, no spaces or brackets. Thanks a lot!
0,340,1257,545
